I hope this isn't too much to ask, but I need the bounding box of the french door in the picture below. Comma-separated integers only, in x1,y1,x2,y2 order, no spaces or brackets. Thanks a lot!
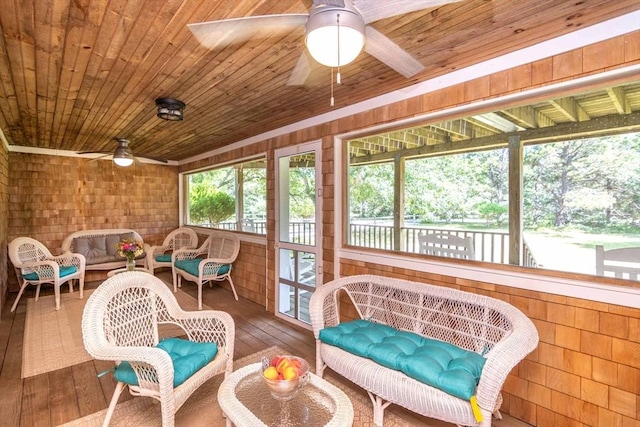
274,141,322,327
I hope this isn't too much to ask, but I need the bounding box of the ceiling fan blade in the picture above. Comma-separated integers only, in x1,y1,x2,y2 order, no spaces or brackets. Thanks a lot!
136,154,168,164
83,153,112,163
188,14,308,51
312,0,345,6
77,150,110,155
364,26,424,78
354,0,463,24
287,52,315,86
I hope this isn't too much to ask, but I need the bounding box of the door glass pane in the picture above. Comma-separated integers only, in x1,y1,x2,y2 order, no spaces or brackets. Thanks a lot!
279,153,316,246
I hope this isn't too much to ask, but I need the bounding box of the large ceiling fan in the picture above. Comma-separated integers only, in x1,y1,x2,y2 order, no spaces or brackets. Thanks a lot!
78,138,168,167
188,0,463,86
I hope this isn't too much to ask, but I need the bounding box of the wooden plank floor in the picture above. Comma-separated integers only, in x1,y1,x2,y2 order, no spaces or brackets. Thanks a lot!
0,271,530,427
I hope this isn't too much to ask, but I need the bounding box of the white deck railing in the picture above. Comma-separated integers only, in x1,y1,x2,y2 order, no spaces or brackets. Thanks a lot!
208,220,541,268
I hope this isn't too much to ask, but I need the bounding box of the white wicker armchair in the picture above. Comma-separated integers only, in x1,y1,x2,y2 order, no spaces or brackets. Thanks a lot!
145,227,199,275
172,231,240,309
8,236,86,312
81,272,235,427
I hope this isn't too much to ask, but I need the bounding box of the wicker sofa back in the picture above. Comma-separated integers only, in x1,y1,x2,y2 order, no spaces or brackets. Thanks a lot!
309,274,539,427
61,229,146,271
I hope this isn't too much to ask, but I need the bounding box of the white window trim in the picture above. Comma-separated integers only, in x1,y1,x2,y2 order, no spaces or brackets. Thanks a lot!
179,153,268,237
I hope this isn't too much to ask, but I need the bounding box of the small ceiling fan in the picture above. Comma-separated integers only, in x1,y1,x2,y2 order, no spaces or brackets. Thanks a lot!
78,138,168,167
188,0,463,86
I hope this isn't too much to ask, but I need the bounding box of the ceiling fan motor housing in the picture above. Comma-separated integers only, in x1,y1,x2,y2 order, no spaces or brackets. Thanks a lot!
305,3,365,67
113,138,134,167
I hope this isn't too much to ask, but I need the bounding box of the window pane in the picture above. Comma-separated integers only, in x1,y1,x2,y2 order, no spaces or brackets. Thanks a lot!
523,134,640,276
185,158,266,234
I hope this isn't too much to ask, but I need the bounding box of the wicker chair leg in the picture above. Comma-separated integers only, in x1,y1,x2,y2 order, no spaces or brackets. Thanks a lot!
54,285,61,310
227,276,238,301
10,281,29,312
478,408,494,427
79,276,85,299
103,381,125,427
368,392,391,427
35,283,42,301
197,282,203,310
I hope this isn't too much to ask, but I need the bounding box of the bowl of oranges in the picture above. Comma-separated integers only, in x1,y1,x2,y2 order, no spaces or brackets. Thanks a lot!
261,355,310,401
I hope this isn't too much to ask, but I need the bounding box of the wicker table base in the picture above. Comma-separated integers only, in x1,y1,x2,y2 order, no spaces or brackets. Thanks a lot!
218,362,353,427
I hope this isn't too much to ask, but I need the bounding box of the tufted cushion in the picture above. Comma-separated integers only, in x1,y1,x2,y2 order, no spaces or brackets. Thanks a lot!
74,236,108,264
319,319,486,400
23,265,78,281
155,254,173,263
174,258,230,277
113,338,218,388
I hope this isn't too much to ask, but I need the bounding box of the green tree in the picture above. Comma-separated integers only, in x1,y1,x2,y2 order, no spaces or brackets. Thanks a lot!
189,186,235,226
477,202,508,225
349,163,394,218
288,165,316,219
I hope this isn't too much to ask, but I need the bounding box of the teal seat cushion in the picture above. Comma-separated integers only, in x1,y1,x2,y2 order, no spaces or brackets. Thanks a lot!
114,338,218,388
318,319,486,400
23,265,78,281
174,258,230,277
155,254,172,263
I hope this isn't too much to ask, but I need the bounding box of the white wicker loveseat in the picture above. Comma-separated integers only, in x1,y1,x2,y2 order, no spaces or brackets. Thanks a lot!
309,274,539,427
61,229,146,271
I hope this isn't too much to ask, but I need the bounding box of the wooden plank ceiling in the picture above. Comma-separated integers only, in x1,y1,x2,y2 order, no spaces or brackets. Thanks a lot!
0,0,639,162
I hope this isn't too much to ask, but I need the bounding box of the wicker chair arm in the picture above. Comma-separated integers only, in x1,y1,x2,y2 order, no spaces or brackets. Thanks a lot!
170,310,236,349
146,244,171,256
103,345,175,390
197,258,233,276
475,312,539,410
172,246,208,262
50,252,86,269
309,279,343,338
20,260,60,280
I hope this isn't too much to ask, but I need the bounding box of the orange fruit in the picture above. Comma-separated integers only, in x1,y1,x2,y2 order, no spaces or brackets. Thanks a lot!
270,356,282,368
263,366,278,380
283,366,298,381
276,357,291,373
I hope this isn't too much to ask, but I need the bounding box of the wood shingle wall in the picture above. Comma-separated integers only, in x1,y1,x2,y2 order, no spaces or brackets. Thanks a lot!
6,154,179,287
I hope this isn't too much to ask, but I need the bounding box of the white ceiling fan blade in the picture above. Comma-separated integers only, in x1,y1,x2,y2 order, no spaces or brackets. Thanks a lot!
313,0,345,6
354,0,463,24
287,52,316,86
364,26,424,78
188,14,308,51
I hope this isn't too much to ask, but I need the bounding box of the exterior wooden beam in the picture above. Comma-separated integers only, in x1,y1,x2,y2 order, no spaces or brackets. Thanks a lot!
393,154,405,252
508,135,523,266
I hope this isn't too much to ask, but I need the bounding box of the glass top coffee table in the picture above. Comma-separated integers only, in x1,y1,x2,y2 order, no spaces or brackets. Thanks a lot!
107,267,152,277
217,362,353,427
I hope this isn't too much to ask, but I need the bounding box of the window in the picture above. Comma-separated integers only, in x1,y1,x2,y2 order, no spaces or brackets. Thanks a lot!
185,158,266,234
346,81,640,283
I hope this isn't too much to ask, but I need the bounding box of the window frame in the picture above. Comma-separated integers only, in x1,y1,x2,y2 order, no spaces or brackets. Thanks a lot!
180,155,267,236
335,70,640,309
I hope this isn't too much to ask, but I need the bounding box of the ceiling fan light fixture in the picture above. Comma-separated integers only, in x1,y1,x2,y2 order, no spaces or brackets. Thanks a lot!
155,98,186,121
113,139,134,167
305,8,365,67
